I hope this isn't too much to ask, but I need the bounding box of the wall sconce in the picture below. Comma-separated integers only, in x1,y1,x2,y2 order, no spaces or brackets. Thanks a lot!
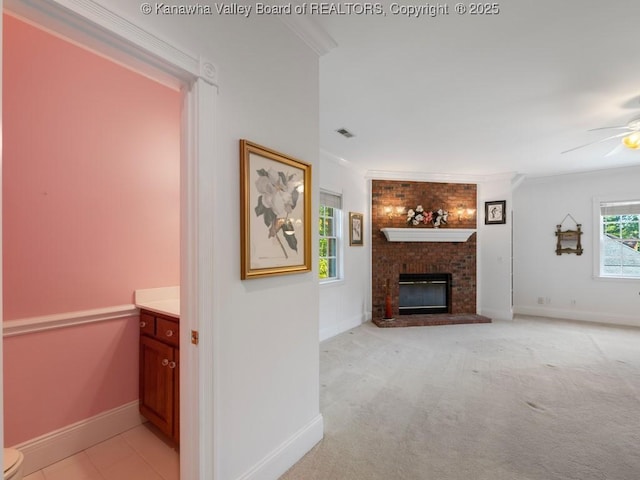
456,204,476,221
384,206,406,219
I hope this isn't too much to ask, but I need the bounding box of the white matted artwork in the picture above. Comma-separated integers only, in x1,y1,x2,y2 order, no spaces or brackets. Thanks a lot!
240,139,312,279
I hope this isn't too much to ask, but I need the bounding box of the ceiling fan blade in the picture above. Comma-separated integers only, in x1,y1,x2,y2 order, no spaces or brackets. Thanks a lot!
588,125,629,131
605,144,625,157
562,131,633,154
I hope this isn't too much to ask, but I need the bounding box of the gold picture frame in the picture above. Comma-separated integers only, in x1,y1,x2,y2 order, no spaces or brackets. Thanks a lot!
349,212,364,246
240,140,312,279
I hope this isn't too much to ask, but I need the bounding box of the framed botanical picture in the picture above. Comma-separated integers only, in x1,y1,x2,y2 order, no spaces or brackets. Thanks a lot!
349,212,364,246
240,140,312,279
485,200,507,225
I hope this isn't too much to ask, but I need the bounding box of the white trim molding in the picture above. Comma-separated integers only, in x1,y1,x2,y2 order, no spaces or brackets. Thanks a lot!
5,0,218,89
3,305,139,337
320,149,366,176
320,314,363,342
236,414,324,480
278,7,337,56
366,169,518,184
514,306,640,328
14,400,144,476
3,2,215,480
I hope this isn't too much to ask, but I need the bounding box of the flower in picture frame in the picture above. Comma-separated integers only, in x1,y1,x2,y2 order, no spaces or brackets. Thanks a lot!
254,167,302,258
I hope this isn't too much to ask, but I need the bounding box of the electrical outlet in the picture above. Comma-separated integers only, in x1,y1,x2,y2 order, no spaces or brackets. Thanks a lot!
570,299,577,306
545,297,551,304
537,297,544,304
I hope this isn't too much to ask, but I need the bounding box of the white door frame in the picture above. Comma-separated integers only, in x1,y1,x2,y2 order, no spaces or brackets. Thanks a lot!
1,1,218,478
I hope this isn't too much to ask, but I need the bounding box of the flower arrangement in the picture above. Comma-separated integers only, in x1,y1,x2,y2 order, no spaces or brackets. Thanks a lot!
406,205,448,227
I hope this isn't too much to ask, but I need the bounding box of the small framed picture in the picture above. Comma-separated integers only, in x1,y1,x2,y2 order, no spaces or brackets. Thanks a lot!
349,212,364,246
485,200,506,225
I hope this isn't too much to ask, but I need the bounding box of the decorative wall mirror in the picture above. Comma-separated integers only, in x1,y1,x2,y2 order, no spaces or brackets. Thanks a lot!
555,214,583,255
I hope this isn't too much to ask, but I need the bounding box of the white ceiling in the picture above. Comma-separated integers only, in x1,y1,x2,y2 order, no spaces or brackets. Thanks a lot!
315,0,640,178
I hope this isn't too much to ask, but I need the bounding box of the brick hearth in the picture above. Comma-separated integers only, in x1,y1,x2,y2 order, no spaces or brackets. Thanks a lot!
373,313,491,328
372,180,480,326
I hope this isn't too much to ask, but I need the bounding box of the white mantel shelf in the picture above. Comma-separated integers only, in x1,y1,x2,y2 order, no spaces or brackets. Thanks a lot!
381,228,476,242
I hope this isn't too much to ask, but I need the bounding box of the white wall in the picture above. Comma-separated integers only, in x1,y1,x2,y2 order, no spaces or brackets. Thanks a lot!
318,152,369,340
513,166,640,326
478,177,515,321
91,4,323,479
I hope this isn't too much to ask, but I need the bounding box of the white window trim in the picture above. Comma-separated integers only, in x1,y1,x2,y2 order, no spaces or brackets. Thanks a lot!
319,189,343,283
592,194,640,281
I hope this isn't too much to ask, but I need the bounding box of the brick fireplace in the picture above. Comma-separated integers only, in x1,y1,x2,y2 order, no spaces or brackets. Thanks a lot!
399,272,451,315
372,180,484,327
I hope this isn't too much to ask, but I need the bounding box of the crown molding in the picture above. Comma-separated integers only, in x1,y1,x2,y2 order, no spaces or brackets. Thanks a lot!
5,0,214,89
366,169,518,184
522,163,640,184
320,149,367,175
279,9,337,56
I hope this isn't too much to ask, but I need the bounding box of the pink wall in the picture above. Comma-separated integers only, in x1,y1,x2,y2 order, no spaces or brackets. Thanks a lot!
3,318,140,444
3,15,181,444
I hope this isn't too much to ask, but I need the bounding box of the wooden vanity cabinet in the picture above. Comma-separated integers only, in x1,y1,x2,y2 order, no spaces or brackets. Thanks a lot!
139,309,179,444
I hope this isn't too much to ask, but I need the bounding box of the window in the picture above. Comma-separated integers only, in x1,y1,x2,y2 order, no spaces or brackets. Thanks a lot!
319,191,342,281
598,200,640,278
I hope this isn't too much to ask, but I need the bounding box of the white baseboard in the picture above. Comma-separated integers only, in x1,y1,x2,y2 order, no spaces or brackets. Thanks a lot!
513,306,640,328
236,414,324,480
479,307,514,322
14,400,144,475
319,314,364,341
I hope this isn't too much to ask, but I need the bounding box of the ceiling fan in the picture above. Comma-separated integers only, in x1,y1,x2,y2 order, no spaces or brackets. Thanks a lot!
562,118,640,154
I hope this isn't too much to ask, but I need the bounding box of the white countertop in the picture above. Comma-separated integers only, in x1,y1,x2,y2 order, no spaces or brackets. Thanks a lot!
135,286,180,318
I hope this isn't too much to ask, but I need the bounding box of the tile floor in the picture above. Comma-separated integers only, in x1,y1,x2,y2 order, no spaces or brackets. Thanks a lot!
24,423,179,480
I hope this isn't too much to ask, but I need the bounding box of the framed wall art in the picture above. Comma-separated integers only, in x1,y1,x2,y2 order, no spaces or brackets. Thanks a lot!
485,200,507,225
240,139,312,279
349,212,364,246
555,214,583,255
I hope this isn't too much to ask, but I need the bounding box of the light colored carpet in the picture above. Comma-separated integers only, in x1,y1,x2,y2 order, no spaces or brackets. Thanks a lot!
280,316,640,480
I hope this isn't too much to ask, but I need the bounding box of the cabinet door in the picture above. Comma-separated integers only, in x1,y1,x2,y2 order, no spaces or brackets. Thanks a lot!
139,335,175,438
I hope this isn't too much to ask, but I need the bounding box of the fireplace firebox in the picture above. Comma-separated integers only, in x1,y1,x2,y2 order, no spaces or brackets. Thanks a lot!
398,273,451,315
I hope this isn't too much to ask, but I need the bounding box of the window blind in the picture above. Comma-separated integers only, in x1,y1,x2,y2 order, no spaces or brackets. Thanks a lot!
320,190,342,209
600,201,640,216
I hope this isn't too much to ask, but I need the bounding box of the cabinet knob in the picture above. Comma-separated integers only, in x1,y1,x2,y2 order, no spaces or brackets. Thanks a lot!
168,361,176,369
140,321,146,328
162,358,169,366
165,330,174,337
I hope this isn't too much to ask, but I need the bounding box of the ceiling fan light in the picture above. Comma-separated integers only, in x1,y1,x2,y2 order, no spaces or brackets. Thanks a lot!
627,119,640,131
622,132,640,149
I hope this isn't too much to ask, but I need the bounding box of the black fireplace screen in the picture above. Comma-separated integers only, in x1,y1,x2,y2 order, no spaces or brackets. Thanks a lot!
398,273,451,315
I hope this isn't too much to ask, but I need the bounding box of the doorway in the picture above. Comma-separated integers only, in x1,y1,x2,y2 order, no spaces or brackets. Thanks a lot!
1,1,217,478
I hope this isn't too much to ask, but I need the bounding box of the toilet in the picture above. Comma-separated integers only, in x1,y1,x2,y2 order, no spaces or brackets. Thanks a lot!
3,449,24,480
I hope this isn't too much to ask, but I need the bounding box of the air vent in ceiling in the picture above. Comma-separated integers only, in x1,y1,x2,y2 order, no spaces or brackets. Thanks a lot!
336,128,355,138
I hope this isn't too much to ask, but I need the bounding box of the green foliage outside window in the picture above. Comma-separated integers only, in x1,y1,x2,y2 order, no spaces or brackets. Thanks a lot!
601,212,640,278
319,205,338,280
603,215,640,249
